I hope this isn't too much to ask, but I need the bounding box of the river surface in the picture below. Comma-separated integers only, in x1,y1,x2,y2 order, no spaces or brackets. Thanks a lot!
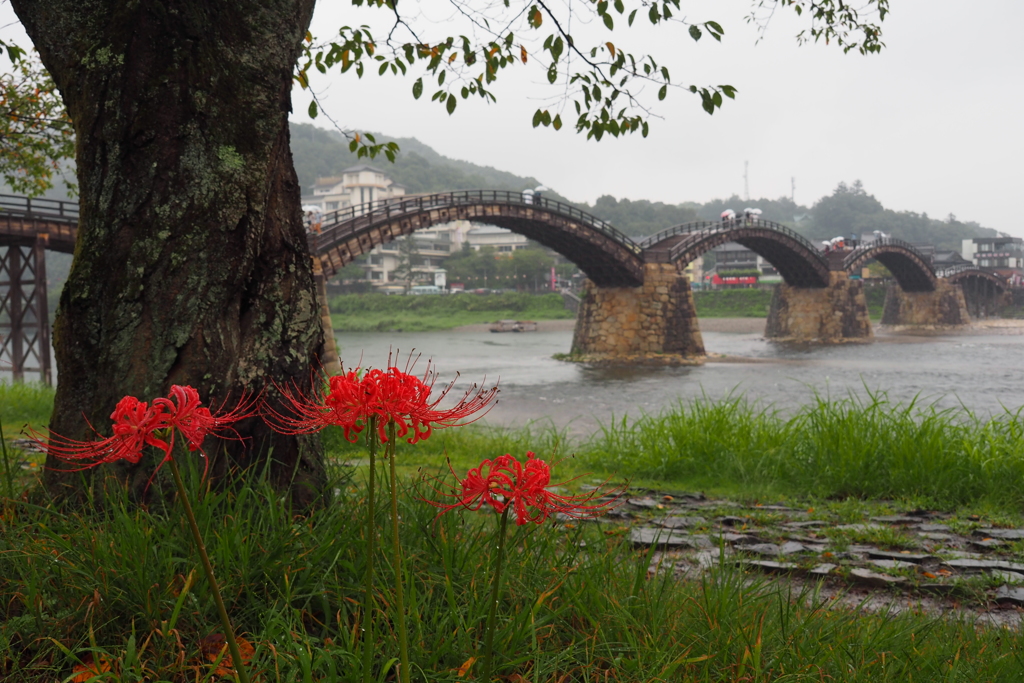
335,320,1024,435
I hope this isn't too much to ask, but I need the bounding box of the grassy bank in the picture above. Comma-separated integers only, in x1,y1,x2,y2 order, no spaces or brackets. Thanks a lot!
5,385,1024,680
692,288,773,318
864,284,887,319
329,292,573,332
581,391,1024,509
692,285,888,320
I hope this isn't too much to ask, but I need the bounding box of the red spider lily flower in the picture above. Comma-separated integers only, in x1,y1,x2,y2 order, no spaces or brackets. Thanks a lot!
38,395,172,470
264,362,498,444
425,454,518,517
35,386,250,476
155,384,252,453
426,452,622,526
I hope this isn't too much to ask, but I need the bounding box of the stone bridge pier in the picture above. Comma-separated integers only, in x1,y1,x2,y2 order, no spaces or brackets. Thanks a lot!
880,280,970,329
765,272,873,343
571,263,704,363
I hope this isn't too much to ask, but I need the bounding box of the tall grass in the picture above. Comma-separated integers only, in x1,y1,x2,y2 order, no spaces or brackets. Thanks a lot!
3,458,1023,682
0,382,55,432
584,390,1024,508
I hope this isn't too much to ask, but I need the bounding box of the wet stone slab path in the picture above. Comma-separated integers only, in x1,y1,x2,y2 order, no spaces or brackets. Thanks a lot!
580,488,1024,628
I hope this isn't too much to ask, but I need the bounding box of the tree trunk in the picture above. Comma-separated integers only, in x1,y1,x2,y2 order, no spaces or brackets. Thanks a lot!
12,0,328,508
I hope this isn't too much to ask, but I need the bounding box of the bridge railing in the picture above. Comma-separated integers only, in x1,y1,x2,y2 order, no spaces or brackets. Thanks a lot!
642,218,828,265
637,221,720,249
842,237,932,271
0,193,79,223
310,190,641,256
935,263,1004,280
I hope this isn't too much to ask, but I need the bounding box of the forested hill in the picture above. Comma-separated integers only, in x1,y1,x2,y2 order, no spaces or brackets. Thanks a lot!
290,123,997,249
290,122,552,198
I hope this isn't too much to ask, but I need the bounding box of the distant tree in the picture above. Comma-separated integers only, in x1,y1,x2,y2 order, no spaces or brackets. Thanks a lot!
391,236,422,291
0,55,74,196
585,195,699,238
809,181,996,250
503,247,555,291
698,195,810,226
810,181,885,238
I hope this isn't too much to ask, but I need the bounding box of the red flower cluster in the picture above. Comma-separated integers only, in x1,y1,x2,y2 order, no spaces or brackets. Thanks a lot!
37,385,249,474
429,451,620,525
265,363,498,444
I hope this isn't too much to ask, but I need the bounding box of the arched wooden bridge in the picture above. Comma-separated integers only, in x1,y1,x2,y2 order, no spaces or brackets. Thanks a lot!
842,238,937,292
0,190,1011,377
639,218,833,288
308,190,646,287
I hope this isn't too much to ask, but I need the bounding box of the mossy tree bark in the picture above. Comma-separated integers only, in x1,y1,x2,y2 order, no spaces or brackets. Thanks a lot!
12,1,328,508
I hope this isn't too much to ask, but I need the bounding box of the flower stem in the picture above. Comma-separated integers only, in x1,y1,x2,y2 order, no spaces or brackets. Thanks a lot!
0,418,13,500
387,419,411,683
167,455,250,683
482,505,510,683
361,416,378,683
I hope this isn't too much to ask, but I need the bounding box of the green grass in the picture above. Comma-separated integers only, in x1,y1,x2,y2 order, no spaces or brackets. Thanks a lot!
329,292,574,332
864,284,887,320
0,382,55,433
581,390,1024,509
692,289,773,318
4,457,1024,682
6,386,1024,680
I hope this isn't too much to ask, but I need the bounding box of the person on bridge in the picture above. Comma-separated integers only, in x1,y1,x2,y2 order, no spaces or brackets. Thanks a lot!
721,209,736,224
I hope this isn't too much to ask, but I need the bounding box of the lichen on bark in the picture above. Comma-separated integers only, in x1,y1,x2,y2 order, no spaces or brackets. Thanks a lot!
12,0,328,508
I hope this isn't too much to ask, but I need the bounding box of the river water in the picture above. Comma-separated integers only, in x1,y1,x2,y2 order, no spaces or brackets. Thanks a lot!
335,321,1024,435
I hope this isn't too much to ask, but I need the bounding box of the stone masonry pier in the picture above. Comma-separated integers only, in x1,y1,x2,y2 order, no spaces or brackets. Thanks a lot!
571,263,704,363
765,272,873,343
880,280,970,329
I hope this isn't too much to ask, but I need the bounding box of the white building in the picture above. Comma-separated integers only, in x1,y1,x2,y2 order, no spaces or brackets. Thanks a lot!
303,164,406,213
465,225,529,253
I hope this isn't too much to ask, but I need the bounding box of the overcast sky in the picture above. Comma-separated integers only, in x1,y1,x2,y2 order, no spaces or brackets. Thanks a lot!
291,0,1023,236
3,2,1021,236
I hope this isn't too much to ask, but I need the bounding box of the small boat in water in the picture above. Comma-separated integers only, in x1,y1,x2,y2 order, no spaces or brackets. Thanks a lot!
489,320,539,333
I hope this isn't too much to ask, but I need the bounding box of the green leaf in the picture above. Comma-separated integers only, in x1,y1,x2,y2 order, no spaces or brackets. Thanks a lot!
438,70,446,86
308,100,318,118
658,85,667,101
628,9,637,26
689,25,701,41
532,109,543,127
603,13,614,30
614,0,624,13
446,93,457,114
412,77,423,99
553,114,562,130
